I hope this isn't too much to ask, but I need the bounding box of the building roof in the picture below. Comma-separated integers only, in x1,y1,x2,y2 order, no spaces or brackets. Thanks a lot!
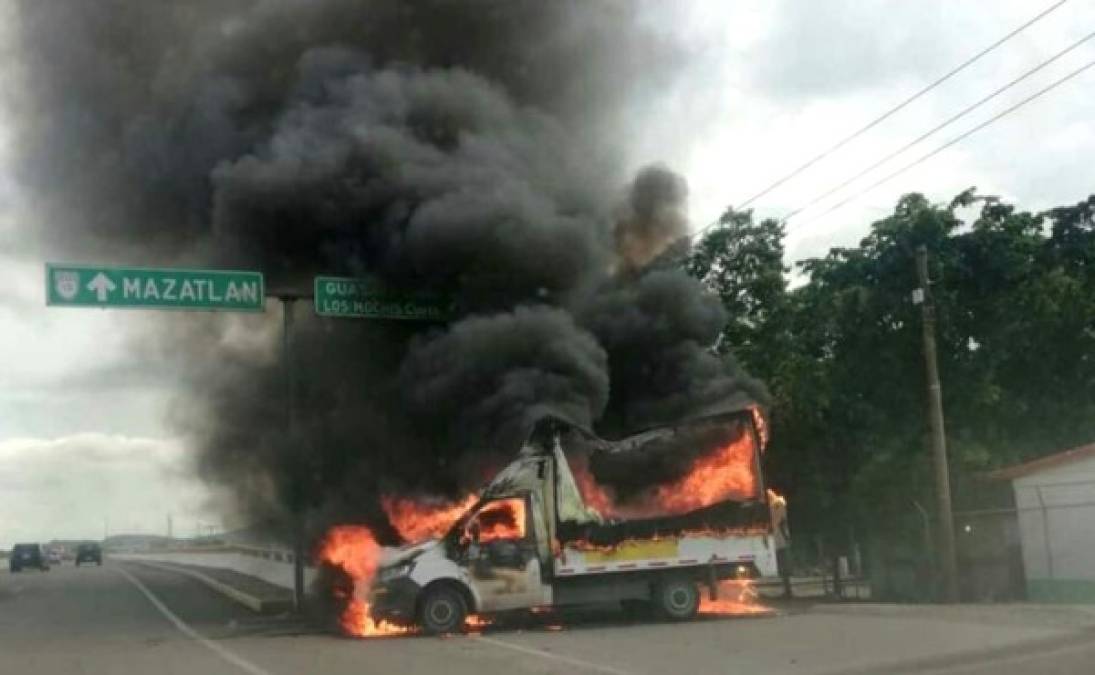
988,442,1095,481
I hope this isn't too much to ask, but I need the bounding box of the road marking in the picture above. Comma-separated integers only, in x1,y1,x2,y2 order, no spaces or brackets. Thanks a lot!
114,564,275,675
472,634,632,675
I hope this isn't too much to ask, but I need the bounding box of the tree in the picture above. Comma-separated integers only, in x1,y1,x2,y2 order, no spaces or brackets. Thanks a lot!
688,191,1095,564
687,208,789,380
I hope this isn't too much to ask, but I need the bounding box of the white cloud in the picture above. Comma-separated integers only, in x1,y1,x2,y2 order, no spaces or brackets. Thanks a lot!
0,254,179,439
0,432,216,548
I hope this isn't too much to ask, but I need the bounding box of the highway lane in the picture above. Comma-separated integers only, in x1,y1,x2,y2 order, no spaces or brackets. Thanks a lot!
0,560,291,675
3,561,1095,675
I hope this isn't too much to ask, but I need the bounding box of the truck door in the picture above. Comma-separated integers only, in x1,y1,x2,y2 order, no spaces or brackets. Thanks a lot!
460,493,550,612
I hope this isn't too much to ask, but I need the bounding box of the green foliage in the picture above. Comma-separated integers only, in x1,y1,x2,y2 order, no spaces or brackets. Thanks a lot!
687,191,1095,549
687,208,788,375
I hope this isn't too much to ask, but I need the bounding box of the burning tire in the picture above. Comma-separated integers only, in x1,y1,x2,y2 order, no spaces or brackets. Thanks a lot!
417,585,467,635
655,578,700,621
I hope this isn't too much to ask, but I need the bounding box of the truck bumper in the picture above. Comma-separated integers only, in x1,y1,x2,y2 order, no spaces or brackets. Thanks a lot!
369,577,421,622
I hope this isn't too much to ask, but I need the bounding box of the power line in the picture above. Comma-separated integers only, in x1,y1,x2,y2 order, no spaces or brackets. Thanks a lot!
690,0,1071,241
733,0,1070,211
790,56,1095,229
782,27,1095,222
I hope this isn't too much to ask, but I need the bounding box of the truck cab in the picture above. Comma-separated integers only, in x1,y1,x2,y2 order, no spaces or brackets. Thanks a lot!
370,406,777,633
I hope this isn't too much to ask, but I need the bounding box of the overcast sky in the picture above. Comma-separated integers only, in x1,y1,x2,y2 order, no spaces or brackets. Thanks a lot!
2,0,1094,548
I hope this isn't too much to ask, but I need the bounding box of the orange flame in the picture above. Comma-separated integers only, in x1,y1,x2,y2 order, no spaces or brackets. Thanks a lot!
699,580,772,616
653,433,757,513
571,453,617,515
382,494,478,542
468,497,526,543
573,430,758,520
317,525,410,637
750,406,769,452
464,614,492,631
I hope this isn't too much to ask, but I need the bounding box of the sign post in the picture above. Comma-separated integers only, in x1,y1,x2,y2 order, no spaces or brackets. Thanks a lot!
313,275,452,321
276,293,307,614
46,264,264,312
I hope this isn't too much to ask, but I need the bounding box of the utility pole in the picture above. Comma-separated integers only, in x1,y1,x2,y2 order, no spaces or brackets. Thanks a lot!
271,291,310,614
914,245,959,602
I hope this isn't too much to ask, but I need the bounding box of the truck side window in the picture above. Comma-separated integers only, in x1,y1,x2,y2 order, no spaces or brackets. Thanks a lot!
462,496,530,570
471,497,527,543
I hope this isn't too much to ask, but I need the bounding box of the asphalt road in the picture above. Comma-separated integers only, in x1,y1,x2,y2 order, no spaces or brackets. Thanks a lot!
2,561,1095,675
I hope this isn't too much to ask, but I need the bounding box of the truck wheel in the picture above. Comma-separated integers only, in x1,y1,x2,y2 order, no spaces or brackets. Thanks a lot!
418,586,467,635
655,578,700,621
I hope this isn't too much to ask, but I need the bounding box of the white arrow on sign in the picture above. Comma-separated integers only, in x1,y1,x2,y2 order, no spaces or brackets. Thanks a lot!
86,272,117,302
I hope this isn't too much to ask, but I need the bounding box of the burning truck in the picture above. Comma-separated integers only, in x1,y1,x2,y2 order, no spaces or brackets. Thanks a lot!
322,401,779,635
16,0,781,638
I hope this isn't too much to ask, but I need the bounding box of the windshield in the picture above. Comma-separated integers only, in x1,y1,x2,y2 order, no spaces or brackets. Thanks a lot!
5,1,1095,673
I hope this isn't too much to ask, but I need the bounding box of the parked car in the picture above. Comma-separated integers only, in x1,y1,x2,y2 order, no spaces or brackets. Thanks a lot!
10,543,49,572
75,542,103,566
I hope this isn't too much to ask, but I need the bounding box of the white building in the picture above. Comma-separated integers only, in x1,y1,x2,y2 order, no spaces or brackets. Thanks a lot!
991,443,1095,602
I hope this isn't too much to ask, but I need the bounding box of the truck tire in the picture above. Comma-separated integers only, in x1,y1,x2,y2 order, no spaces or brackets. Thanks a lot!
655,578,700,621
418,586,467,635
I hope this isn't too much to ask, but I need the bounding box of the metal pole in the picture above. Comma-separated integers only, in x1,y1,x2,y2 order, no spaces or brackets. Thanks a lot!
1035,486,1054,579
281,297,306,613
912,499,936,599
915,245,959,602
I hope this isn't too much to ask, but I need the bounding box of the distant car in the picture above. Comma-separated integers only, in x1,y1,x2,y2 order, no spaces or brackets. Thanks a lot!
10,543,49,572
47,548,63,565
74,543,102,566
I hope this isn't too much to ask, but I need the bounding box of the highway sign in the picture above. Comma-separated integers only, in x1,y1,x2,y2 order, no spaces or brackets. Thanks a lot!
314,275,452,321
45,264,264,312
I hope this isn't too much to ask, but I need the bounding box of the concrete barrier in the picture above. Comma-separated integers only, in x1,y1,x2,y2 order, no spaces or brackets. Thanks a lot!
117,549,318,591
131,560,291,613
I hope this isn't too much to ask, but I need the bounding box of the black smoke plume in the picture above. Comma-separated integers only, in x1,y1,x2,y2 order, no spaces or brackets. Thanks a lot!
11,0,762,541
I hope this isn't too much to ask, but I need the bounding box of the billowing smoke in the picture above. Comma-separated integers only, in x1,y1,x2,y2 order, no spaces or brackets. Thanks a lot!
613,165,689,273
399,307,610,451
11,1,762,540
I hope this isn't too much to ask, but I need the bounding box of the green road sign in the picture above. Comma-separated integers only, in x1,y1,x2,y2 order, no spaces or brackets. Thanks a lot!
314,275,452,321
45,264,264,312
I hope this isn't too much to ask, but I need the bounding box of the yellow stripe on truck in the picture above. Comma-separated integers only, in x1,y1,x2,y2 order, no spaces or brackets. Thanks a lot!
581,539,679,563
